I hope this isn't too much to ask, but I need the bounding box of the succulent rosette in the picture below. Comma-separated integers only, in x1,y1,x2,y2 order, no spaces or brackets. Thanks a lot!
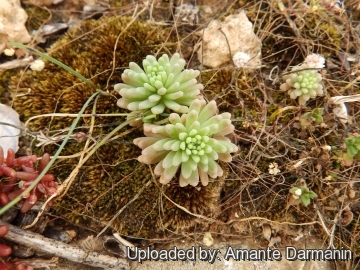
280,64,324,105
134,99,238,187
115,53,203,120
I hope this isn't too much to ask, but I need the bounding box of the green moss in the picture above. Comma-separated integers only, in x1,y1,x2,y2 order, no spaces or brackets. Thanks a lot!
0,70,17,104
260,10,342,68
304,12,343,50
200,68,270,133
46,139,225,238
25,7,52,32
200,68,245,114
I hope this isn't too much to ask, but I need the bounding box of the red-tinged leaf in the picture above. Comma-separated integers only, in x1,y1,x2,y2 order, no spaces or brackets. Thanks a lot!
47,181,58,188
0,225,8,238
0,147,3,165
5,149,15,167
0,244,12,257
7,189,25,200
39,153,50,172
46,187,57,196
0,167,16,178
37,183,46,194
2,177,18,193
20,165,35,173
343,153,353,167
0,193,9,206
0,261,13,270
20,200,34,213
15,172,38,181
28,194,37,204
14,263,26,270
41,174,54,182
33,187,42,198
13,155,37,167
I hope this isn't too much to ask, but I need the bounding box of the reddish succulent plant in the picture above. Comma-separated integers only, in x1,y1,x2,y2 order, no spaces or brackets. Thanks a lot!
0,225,33,270
0,147,57,213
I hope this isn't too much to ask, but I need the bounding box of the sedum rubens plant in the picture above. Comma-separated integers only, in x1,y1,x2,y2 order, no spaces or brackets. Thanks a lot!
115,53,203,123
299,107,324,129
280,64,324,105
134,99,238,187
343,134,360,166
289,179,317,207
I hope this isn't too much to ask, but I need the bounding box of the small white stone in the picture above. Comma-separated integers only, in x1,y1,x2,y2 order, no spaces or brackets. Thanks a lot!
0,0,31,43
294,188,302,196
30,59,45,71
3,48,15,56
333,103,348,124
321,145,332,151
268,162,280,175
304,53,325,68
196,11,262,69
202,232,214,247
233,51,251,68
294,233,304,241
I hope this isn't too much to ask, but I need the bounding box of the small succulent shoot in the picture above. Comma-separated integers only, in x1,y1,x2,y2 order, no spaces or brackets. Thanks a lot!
343,134,360,166
280,64,324,105
268,162,280,175
3,48,15,56
289,179,317,207
134,99,238,187
115,53,204,123
232,51,251,68
299,107,324,129
304,53,325,68
30,59,45,71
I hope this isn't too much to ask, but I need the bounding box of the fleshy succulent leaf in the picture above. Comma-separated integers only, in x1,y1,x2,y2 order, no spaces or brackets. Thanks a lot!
301,194,311,207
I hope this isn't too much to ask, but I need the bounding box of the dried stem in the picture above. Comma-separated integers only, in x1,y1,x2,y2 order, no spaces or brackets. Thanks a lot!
0,220,129,270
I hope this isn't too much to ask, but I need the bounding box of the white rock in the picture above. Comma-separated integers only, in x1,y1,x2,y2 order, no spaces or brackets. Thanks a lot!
30,59,45,71
0,104,21,158
0,0,31,44
202,232,214,246
4,48,15,56
196,10,261,69
232,51,251,68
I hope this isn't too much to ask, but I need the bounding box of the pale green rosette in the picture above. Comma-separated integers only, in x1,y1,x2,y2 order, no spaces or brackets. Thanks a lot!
134,99,238,187
115,53,203,118
280,64,324,105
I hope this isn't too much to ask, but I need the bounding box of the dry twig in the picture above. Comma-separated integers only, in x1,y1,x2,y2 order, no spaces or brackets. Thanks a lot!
0,220,129,270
